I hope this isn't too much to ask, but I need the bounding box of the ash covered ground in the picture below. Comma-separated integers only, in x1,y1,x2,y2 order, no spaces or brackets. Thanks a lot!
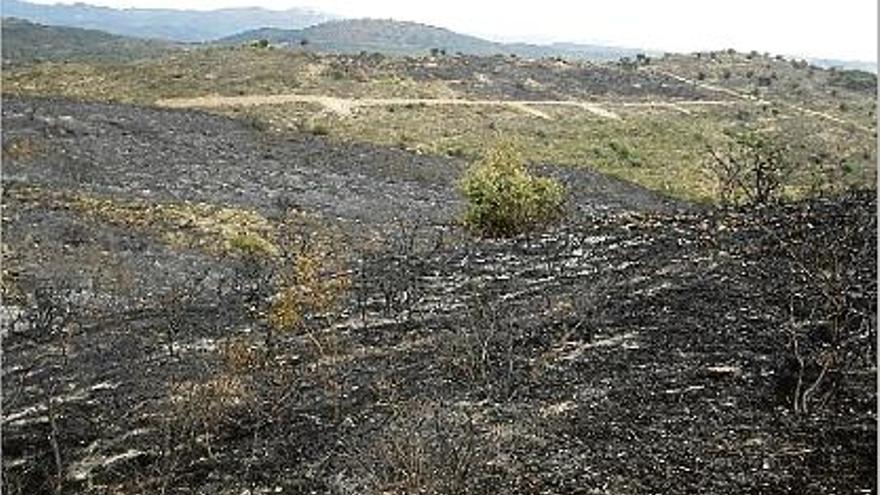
2,96,875,494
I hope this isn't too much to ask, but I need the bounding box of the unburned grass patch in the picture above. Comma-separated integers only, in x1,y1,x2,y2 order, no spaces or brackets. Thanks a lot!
6,185,279,257
312,103,721,201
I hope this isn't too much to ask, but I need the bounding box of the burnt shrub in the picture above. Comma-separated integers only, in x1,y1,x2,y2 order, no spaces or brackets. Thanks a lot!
704,128,794,205
735,193,876,413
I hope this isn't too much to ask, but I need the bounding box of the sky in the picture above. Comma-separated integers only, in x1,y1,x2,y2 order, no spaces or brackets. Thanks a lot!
24,0,879,61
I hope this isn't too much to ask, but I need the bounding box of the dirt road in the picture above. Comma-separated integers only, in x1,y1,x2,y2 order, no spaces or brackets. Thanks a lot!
653,69,875,133
156,93,739,121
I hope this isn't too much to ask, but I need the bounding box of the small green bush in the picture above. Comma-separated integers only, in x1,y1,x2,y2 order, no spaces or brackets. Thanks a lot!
459,141,565,237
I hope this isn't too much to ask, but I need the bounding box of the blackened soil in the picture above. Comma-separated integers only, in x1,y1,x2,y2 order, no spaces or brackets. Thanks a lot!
1,96,874,495
1,96,682,231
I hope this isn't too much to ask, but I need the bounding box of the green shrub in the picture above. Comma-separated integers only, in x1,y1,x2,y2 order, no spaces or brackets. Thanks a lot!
459,141,565,237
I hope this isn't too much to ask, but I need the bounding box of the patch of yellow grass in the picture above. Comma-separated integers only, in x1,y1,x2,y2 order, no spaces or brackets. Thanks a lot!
71,195,280,257
6,185,279,257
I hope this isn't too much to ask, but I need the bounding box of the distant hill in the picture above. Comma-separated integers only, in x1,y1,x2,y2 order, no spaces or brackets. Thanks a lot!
1,17,178,65
220,19,504,56
0,0,336,42
808,58,877,74
220,19,655,61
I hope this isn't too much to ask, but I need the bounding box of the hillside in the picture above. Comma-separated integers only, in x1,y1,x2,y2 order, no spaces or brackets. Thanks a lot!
1,17,178,65
4,45,873,202
0,7,876,494
1,94,875,494
220,18,654,61
221,19,502,56
0,0,335,42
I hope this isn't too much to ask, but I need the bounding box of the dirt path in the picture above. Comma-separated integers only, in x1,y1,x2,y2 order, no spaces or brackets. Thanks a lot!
155,93,738,121
653,69,875,133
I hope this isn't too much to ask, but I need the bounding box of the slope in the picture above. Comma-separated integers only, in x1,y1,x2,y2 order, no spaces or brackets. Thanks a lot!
1,17,178,65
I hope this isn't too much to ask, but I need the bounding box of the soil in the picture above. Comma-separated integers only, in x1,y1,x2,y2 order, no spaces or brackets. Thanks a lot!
2,95,875,495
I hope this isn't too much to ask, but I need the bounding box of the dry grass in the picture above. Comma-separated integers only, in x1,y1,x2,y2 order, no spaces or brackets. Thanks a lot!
70,195,280,257
3,48,874,202
2,47,457,104
649,51,877,131
269,233,351,336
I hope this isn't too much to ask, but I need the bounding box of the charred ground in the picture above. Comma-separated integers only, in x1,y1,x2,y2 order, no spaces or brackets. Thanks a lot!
1,94,876,494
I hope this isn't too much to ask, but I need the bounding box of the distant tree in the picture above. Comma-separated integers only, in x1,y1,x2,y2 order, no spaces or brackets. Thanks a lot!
300,38,309,47
696,71,707,81
251,39,269,49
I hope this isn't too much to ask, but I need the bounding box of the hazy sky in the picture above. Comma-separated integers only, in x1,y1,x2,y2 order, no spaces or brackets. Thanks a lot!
25,0,879,61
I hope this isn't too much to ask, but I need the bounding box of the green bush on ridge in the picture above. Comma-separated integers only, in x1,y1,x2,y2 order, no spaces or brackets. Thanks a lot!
459,140,565,237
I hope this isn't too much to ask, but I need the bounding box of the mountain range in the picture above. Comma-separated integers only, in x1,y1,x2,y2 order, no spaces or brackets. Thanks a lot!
0,0,875,71
0,0,335,41
218,19,654,61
